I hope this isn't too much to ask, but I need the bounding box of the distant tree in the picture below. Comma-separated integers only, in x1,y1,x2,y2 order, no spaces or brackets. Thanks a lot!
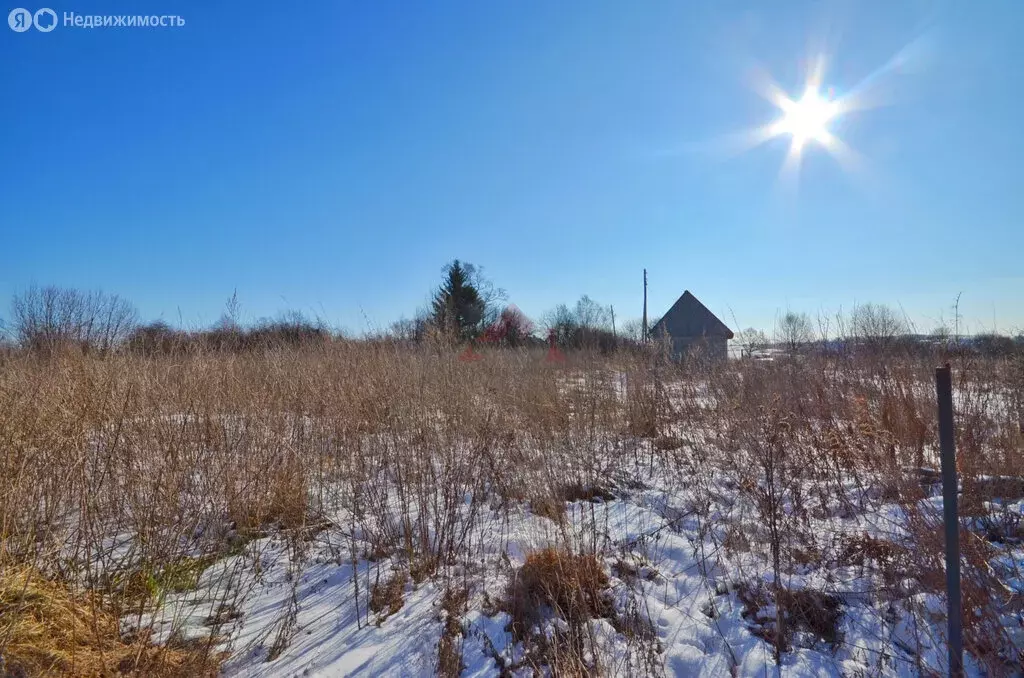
775,311,813,355
972,333,1015,357
389,313,429,343
125,321,184,355
482,305,534,347
851,303,907,353
430,260,503,341
620,318,645,343
928,324,952,352
542,296,619,352
467,264,507,329
736,327,770,358
217,289,242,330
574,295,610,330
542,303,577,345
203,290,246,351
11,285,137,354
247,311,329,348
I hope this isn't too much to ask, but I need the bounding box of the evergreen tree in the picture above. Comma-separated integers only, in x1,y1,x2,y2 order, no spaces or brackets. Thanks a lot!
431,260,485,340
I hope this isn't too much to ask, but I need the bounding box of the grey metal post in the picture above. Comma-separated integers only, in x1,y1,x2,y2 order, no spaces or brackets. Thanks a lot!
642,269,648,344
935,364,963,677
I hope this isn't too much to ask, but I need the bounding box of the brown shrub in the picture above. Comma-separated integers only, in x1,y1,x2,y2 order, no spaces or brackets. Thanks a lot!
369,570,406,621
837,533,906,569
410,556,438,585
507,548,611,638
0,567,222,677
530,495,567,523
560,483,615,503
737,582,842,651
436,586,468,678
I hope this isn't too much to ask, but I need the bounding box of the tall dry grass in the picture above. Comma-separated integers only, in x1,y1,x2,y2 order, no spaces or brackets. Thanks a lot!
0,339,1021,674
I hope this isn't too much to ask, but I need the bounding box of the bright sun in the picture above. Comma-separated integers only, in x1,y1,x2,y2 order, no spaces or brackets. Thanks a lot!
772,88,838,150
709,42,924,189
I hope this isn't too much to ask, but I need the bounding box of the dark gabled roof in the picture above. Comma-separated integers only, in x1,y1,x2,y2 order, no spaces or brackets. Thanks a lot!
651,290,734,340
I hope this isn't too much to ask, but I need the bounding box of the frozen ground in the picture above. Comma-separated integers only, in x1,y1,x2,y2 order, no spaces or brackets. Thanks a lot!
129,451,1024,677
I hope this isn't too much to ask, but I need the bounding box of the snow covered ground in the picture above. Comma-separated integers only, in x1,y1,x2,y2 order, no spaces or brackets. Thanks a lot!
130,450,1024,677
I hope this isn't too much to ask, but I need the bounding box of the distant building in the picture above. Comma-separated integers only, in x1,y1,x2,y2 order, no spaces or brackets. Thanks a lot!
650,290,734,361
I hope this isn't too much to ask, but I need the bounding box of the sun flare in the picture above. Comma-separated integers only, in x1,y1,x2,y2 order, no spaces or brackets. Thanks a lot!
772,88,839,150
688,39,929,192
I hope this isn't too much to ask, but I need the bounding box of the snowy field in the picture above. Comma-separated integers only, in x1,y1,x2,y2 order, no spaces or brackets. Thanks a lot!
2,349,1022,676
133,445,1024,677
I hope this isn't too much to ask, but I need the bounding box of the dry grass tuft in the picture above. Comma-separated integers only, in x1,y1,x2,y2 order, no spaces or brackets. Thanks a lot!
507,547,611,638
737,583,842,651
409,556,438,585
652,435,685,451
560,483,615,503
529,495,567,523
836,532,906,569
436,586,468,678
369,570,406,621
0,566,221,677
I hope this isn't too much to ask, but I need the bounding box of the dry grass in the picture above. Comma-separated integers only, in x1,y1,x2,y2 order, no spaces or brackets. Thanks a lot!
369,570,407,621
0,337,1021,673
504,548,613,676
736,582,843,651
529,495,567,523
507,547,612,637
0,566,221,677
436,585,468,678
836,532,906,569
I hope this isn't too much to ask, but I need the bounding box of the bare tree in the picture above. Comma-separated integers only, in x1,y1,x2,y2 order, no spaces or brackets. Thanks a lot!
851,302,907,353
775,311,813,355
542,304,577,345
620,318,645,343
735,327,770,359
460,261,507,330
11,285,138,355
542,296,618,351
389,314,429,343
815,312,832,344
574,295,610,330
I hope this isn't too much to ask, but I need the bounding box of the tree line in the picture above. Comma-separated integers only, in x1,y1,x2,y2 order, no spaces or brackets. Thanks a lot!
2,262,1021,358
388,260,637,352
0,262,637,356
734,304,1024,359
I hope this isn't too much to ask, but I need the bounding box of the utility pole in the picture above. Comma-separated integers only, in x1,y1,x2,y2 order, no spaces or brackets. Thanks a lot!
610,305,616,337
642,269,648,343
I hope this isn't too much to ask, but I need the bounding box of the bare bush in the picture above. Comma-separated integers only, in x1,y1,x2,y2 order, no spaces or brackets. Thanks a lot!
775,311,814,355
851,302,907,354
542,296,625,353
735,327,770,358
10,285,138,355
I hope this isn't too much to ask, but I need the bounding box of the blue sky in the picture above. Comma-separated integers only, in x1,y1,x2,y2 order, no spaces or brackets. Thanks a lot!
2,0,1022,336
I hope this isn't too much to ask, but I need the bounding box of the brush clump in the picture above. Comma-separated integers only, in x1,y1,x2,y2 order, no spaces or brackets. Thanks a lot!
0,566,220,677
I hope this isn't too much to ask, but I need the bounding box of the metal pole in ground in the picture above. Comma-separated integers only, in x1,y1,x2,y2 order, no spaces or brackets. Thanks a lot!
935,364,963,677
